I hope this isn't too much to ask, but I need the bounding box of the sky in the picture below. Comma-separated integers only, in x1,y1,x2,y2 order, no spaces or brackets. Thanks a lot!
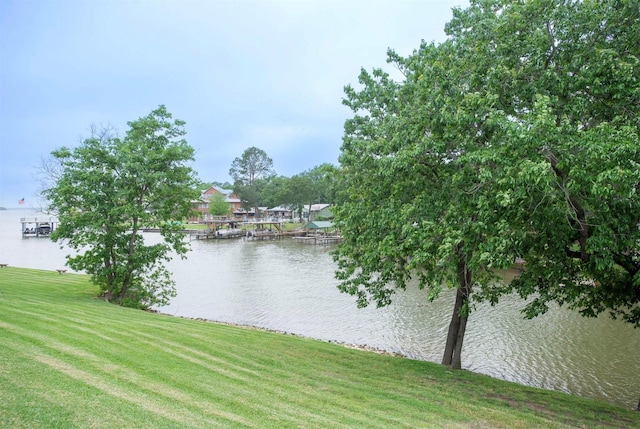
0,0,468,208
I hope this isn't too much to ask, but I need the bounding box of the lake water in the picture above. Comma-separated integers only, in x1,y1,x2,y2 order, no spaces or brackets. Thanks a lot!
1,208,639,409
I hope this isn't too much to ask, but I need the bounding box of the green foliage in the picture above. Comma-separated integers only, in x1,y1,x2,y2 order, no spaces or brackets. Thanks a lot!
229,146,275,214
208,163,338,215
279,174,314,220
43,105,199,309
229,146,275,186
208,192,230,216
302,163,340,205
256,175,288,209
208,180,233,189
273,164,339,220
194,179,214,191
334,0,640,372
443,0,640,326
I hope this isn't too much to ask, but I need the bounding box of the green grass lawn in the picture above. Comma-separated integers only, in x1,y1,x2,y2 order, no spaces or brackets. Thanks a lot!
1,267,638,428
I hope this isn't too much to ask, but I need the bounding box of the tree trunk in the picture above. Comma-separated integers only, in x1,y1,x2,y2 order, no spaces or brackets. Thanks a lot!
442,249,472,369
451,308,468,370
442,287,463,367
118,218,140,303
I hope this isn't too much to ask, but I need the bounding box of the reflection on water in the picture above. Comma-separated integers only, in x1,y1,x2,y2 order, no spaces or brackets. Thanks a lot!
1,209,639,408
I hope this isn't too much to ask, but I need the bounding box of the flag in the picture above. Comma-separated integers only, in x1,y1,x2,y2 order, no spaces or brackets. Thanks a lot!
18,198,24,205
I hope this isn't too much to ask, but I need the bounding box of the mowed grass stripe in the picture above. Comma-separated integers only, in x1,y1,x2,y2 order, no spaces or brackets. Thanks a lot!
1,325,304,428
4,282,321,382
2,310,264,386
0,318,396,424
0,344,209,428
3,303,365,421
0,374,182,429
0,317,320,428
2,287,288,383
0,272,400,427
3,291,430,427
1,267,639,429
3,270,430,426
0,320,324,427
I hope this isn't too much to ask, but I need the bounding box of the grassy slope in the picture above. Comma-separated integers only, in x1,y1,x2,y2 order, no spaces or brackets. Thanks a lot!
0,267,638,429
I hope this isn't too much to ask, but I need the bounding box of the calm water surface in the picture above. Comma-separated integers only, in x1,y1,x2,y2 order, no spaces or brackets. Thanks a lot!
1,208,639,409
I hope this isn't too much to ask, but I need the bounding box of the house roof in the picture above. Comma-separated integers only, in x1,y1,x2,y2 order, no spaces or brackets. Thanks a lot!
303,221,333,229
214,186,234,195
266,206,291,212
233,207,268,214
309,204,330,211
201,186,234,198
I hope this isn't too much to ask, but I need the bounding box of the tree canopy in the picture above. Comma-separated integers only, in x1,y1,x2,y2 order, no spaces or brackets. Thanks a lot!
229,146,275,215
255,175,288,210
229,146,275,186
44,105,199,308
279,174,314,221
333,0,640,369
303,163,340,205
276,163,340,221
208,192,231,217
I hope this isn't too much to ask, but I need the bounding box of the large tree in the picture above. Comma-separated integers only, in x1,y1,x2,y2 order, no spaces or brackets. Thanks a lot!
257,175,288,210
277,164,340,223
334,0,639,370
303,163,340,205
229,146,275,217
335,41,502,369
279,174,314,222
443,0,640,327
44,105,199,309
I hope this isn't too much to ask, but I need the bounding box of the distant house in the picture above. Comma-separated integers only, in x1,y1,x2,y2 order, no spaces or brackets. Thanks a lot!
308,204,332,221
266,206,293,221
191,186,242,221
233,207,267,220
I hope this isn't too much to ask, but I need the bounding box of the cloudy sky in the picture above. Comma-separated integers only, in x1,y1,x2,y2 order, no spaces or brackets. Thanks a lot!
0,0,467,208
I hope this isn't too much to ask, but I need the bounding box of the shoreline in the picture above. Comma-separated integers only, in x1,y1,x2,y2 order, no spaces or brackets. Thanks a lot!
155,310,406,358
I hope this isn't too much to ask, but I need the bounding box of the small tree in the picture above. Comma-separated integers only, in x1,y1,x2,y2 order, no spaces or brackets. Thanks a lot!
208,192,230,217
44,105,199,309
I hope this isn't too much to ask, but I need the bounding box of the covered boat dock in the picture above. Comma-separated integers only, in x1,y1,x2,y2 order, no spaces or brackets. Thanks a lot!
21,217,58,238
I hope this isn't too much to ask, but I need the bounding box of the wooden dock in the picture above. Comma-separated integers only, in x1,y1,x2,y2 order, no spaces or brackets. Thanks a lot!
292,235,342,245
245,221,287,240
192,220,289,241
21,217,58,238
294,220,341,245
142,219,327,243
192,219,249,240
194,229,246,240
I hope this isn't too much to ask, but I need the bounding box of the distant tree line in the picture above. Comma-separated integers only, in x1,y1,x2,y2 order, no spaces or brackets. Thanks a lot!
198,146,339,219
